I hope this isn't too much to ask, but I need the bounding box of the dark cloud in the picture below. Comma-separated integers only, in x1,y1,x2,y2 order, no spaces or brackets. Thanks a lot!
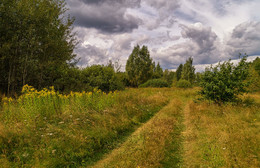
76,44,108,67
144,0,180,10
66,0,141,33
227,21,260,57
156,23,221,69
65,0,260,70
79,0,141,8
142,0,180,29
158,21,260,70
180,23,218,58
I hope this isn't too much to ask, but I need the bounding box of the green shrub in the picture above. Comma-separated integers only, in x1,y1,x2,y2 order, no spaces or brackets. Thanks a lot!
176,79,192,88
82,65,125,92
200,55,249,103
139,79,169,88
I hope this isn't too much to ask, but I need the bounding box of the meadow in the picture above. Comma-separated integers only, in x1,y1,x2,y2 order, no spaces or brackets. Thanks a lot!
0,86,259,167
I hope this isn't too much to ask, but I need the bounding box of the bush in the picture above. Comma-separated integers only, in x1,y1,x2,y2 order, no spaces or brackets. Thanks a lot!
139,79,169,88
82,65,125,92
200,55,249,103
176,79,192,88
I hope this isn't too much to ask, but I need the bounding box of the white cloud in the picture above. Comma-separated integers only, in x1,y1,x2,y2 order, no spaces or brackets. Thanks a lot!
66,0,260,71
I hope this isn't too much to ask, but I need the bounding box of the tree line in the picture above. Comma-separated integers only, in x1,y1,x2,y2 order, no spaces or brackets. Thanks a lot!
0,0,174,96
0,0,76,95
1,0,260,104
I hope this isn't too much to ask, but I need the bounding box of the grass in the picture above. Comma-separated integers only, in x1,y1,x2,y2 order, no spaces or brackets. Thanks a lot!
0,86,259,167
0,86,169,167
92,99,182,168
183,93,260,167
92,88,197,168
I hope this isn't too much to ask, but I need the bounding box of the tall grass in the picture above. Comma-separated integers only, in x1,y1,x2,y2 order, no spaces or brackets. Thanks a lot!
0,86,169,167
1,86,259,167
183,93,260,167
1,85,116,124
92,88,197,168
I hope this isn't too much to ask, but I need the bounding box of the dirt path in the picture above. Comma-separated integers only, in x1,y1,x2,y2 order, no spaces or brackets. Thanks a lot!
90,98,184,168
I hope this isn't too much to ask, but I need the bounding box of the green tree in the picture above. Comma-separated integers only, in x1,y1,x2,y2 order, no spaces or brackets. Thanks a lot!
247,57,260,92
176,64,183,81
0,0,76,95
82,65,124,92
252,57,260,75
163,69,175,85
200,55,250,103
126,45,154,87
153,62,163,78
182,57,195,83
194,72,202,86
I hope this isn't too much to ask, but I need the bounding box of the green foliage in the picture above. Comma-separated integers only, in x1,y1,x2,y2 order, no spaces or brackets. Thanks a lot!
82,65,124,92
176,79,192,88
176,64,183,81
126,45,154,87
0,0,77,95
139,79,169,88
253,57,260,75
0,88,168,167
181,57,195,83
200,55,250,103
247,57,260,92
163,69,176,85
51,65,125,93
153,62,164,79
194,72,202,86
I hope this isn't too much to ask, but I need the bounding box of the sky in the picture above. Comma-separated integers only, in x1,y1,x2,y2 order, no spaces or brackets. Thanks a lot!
65,0,260,71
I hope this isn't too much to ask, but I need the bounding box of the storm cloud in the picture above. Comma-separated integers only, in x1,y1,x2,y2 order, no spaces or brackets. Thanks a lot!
67,0,141,33
65,0,260,71
154,22,222,69
226,21,260,57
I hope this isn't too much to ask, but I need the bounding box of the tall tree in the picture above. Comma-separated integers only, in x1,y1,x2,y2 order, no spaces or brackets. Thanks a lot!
126,45,154,87
176,64,183,81
0,0,77,95
182,57,195,83
153,62,163,78
163,69,175,85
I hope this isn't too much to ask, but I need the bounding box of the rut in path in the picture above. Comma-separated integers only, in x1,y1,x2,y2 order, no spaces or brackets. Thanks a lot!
91,98,187,168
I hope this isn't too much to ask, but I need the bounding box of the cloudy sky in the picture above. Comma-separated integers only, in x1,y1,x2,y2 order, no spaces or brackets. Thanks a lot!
65,0,260,71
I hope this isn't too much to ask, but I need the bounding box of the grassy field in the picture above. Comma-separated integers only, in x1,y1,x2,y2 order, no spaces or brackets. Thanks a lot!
0,86,259,167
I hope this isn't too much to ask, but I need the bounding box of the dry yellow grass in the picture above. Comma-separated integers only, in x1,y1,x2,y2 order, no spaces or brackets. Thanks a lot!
1,87,259,167
91,99,183,168
183,100,260,167
0,88,170,167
